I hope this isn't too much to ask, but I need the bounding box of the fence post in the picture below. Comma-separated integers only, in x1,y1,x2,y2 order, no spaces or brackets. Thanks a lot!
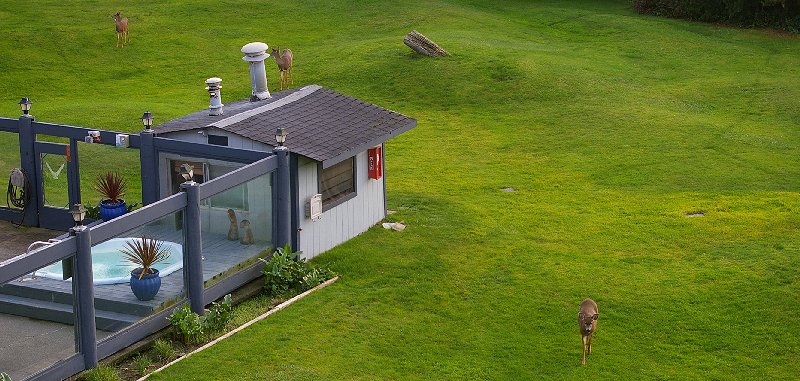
274,146,291,249
181,181,204,315
72,225,97,369
139,130,159,205
17,115,39,226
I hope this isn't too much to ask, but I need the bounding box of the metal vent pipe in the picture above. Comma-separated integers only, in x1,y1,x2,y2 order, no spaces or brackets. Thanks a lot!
206,77,224,115
241,42,271,101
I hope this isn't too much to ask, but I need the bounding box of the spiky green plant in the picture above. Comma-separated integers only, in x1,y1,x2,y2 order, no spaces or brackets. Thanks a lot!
120,236,170,279
94,171,127,205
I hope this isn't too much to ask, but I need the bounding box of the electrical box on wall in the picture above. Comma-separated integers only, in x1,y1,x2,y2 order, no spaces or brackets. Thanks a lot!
306,193,322,221
368,146,382,180
115,134,130,148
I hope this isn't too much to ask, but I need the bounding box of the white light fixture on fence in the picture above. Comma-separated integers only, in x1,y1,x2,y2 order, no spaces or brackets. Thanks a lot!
19,97,32,117
69,203,87,228
180,163,194,182
141,111,154,131
275,128,287,147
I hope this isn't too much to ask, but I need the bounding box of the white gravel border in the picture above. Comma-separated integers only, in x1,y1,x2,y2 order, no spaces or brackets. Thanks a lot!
139,276,339,380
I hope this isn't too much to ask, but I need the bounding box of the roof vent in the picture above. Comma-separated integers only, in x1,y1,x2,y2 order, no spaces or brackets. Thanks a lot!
206,77,224,116
241,42,271,101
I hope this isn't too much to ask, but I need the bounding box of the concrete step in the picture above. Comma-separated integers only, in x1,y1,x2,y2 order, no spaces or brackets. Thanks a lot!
0,281,155,317
0,294,139,332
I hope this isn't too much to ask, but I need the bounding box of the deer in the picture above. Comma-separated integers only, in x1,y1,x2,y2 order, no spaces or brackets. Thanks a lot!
271,47,293,91
578,298,599,365
112,12,129,48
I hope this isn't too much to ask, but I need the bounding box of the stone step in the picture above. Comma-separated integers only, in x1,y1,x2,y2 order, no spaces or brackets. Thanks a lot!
0,281,155,317
0,294,139,332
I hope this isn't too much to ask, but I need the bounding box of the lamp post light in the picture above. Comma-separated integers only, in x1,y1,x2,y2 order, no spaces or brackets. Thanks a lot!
275,128,287,147
69,203,87,230
141,111,154,132
18,97,32,118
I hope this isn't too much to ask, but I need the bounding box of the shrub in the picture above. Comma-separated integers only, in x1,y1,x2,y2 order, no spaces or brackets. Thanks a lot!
632,0,800,30
151,339,176,362
1,373,11,381
260,245,337,297
204,294,235,332
168,304,205,344
260,245,309,297
167,294,235,344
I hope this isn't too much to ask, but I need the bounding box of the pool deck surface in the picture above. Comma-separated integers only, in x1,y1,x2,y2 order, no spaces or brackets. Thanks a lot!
0,220,63,262
0,220,268,379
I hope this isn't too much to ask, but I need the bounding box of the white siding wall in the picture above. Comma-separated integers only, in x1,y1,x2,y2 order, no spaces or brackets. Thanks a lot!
297,150,386,259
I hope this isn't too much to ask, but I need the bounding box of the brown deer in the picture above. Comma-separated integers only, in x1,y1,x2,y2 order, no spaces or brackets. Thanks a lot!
578,298,599,365
112,12,129,48
271,48,293,91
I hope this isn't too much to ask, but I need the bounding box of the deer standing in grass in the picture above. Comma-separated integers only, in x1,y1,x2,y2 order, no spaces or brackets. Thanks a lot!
578,298,599,365
112,12,129,48
271,48,293,91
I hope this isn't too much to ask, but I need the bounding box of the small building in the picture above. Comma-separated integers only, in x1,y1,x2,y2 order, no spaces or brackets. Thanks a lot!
154,84,416,259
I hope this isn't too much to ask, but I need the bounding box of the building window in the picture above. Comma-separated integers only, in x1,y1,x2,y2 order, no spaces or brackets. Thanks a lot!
320,157,355,209
207,134,228,146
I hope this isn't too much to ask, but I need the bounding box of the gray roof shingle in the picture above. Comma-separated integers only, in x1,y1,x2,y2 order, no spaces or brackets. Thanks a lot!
155,85,416,167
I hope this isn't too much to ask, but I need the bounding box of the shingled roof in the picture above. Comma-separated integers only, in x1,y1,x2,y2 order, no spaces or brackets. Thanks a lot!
155,85,416,167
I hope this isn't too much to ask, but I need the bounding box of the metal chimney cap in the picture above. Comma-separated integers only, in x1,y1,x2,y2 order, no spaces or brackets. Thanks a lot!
241,42,269,61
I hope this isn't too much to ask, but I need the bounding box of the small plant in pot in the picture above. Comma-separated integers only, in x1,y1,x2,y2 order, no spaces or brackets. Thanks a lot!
95,171,127,221
121,236,169,301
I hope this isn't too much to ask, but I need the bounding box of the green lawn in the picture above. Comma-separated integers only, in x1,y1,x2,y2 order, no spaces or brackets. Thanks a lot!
2,0,800,379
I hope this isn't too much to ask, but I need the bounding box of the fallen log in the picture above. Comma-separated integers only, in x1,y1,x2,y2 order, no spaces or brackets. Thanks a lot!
403,30,450,57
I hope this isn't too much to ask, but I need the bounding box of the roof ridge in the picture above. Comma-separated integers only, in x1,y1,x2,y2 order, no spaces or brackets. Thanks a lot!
209,85,322,129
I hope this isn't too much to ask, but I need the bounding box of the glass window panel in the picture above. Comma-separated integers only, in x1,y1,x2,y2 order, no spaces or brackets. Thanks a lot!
200,172,273,285
0,131,21,200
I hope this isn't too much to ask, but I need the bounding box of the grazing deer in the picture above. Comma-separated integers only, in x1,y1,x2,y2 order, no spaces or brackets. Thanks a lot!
112,12,129,48
578,298,599,365
271,47,293,91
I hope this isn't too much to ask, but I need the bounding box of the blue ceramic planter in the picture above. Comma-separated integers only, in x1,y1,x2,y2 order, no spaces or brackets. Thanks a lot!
130,268,161,301
99,199,127,221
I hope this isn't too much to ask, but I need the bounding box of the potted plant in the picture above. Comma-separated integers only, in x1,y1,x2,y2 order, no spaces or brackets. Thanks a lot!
95,171,127,221
121,236,169,301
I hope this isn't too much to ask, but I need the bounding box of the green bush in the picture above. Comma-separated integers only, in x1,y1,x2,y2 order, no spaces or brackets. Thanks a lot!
633,0,800,30
260,245,337,297
167,294,235,344
1,372,11,381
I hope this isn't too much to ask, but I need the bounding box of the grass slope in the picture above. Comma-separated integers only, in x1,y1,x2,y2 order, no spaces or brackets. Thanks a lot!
1,0,799,379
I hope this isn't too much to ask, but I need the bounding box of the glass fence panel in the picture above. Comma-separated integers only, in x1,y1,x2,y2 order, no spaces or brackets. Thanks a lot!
200,173,273,286
41,152,70,208
0,254,78,380
91,211,186,338
78,142,142,210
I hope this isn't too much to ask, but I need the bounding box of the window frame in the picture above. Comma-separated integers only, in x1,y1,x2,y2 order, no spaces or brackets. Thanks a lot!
318,157,357,212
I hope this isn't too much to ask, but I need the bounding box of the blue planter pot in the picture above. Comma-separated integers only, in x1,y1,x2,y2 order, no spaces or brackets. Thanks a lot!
99,199,127,221
130,268,161,301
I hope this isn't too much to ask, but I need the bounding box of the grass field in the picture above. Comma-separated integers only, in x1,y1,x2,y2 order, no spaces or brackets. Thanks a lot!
2,0,800,379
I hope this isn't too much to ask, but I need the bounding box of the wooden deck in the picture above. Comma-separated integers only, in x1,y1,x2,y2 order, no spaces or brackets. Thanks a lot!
0,224,271,331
